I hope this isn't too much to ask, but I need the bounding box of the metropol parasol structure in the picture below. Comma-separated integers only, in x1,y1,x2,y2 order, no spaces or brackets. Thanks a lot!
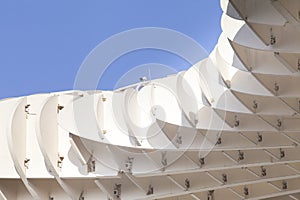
1,0,300,199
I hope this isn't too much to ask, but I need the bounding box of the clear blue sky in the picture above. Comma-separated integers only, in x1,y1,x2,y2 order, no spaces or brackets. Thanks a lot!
0,1,222,99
